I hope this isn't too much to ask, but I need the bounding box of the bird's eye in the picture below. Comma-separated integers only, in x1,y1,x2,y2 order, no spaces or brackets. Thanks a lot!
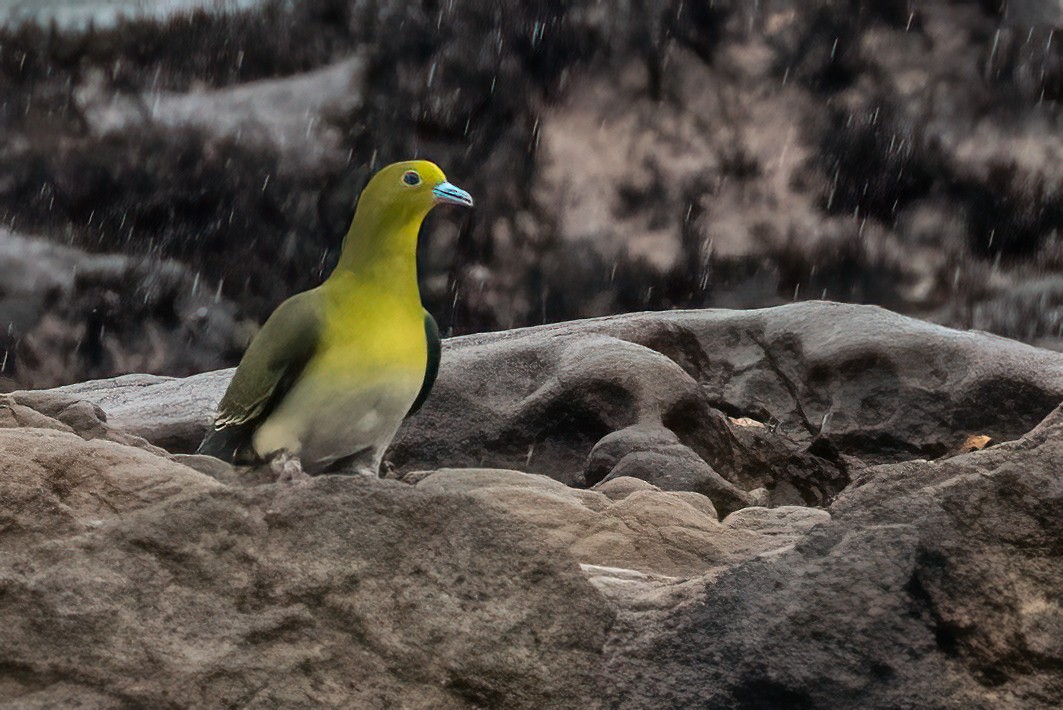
402,171,421,186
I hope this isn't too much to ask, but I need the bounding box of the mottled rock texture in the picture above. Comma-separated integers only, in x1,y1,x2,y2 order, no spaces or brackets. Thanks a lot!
33,303,1063,510
604,405,1063,709
3,306,1063,707
0,230,246,390
0,434,613,708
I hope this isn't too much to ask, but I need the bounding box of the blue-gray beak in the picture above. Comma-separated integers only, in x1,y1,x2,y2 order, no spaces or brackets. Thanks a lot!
432,181,474,208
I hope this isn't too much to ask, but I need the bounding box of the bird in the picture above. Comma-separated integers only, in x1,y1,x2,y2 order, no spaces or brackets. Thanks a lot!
197,159,473,480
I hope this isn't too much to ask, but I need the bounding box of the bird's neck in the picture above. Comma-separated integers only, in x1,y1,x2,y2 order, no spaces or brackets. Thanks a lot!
330,199,425,300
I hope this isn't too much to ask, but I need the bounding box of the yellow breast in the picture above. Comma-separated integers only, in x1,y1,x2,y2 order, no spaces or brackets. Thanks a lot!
251,268,427,464
312,268,427,379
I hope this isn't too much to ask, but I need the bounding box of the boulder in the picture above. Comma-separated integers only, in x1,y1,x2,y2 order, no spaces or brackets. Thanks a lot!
603,405,1063,708
4,306,1063,706
398,302,1063,473
587,426,752,517
32,303,1063,507
0,230,245,390
0,427,219,552
5,391,171,455
412,469,828,578
36,370,229,452
0,458,614,708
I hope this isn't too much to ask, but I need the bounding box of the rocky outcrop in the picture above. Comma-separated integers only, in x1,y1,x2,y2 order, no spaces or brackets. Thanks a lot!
0,230,246,390
604,405,1063,709
0,427,614,708
3,307,1063,707
33,303,1063,512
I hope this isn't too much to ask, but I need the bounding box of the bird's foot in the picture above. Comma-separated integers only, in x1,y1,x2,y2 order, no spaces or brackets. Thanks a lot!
353,466,380,480
271,452,310,485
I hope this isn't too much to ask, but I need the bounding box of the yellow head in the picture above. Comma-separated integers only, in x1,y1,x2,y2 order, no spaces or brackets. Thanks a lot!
336,160,473,271
359,159,473,223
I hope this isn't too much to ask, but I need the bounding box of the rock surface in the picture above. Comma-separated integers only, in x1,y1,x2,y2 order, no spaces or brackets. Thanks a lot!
605,405,1063,708
0,438,613,708
0,427,219,551
33,303,1063,509
410,469,823,577
386,301,1063,474
3,308,1063,707
0,230,246,390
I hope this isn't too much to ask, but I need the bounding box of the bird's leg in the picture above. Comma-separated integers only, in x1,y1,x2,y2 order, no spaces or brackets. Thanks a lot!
381,459,399,479
351,448,386,479
271,451,310,484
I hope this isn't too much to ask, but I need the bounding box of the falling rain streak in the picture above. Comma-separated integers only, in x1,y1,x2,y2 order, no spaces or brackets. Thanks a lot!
0,0,1059,387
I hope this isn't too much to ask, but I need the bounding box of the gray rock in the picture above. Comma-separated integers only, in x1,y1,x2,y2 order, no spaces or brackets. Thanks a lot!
0,230,245,390
52,399,110,438
76,56,365,171
386,302,1063,486
0,455,613,708
34,302,1063,496
602,449,749,518
603,405,1063,709
0,398,74,434
584,426,688,485
7,390,171,456
586,425,752,515
411,468,815,578
42,370,230,452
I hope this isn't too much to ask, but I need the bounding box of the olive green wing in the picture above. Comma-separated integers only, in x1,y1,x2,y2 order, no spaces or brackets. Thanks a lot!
406,310,441,417
197,289,323,462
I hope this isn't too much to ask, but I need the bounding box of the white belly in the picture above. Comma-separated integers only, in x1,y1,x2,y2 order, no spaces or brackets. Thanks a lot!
252,372,421,471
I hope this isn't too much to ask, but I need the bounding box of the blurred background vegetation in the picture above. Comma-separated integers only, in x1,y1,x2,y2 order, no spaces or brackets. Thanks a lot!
0,0,1060,388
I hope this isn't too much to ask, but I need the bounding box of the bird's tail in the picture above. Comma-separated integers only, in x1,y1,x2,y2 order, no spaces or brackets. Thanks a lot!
196,424,253,464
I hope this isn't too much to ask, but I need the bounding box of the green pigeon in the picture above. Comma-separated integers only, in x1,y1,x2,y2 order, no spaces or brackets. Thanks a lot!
197,160,473,479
